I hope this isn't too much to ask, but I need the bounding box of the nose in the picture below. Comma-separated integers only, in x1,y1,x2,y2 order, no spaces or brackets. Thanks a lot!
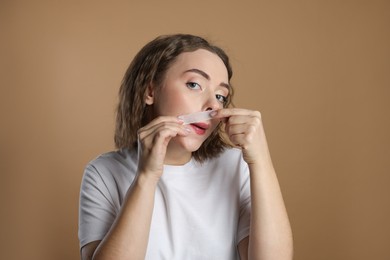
203,92,221,112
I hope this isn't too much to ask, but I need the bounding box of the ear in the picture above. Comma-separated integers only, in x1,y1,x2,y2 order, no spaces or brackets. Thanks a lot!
144,84,155,105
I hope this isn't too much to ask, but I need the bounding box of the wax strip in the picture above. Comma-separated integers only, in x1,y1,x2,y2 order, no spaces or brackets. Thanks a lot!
178,110,215,125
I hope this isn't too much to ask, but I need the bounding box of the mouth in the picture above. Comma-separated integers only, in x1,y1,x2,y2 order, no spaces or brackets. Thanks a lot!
189,122,210,135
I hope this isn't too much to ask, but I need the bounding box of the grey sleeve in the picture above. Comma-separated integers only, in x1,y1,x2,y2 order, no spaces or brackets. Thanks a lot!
236,160,251,244
78,164,117,249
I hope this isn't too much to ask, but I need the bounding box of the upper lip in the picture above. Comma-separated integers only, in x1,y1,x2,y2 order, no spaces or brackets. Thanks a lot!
190,122,210,130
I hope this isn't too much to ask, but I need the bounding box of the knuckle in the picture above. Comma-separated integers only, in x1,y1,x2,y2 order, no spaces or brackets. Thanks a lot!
137,129,145,139
248,125,257,133
253,110,261,118
157,128,174,138
244,134,252,143
248,118,261,131
155,130,166,138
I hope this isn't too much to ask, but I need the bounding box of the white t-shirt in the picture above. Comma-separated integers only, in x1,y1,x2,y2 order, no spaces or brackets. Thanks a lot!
79,148,251,259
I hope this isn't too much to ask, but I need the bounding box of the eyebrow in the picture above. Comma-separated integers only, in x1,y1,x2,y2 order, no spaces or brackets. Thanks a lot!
183,68,231,91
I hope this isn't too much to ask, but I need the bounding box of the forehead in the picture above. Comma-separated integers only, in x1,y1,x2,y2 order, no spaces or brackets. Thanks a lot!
167,49,229,81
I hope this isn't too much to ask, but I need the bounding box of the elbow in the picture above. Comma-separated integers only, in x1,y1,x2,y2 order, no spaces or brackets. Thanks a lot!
248,234,294,260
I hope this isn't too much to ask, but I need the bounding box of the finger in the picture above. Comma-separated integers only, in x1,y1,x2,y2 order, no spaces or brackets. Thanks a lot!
225,115,253,125
228,133,247,148
149,126,191,152
225,124,248,137
140,124,191,148
139,121,188,139
228,130,257,149
226,115,261,128
139,127,178,156
213,108,258,118
212,109,261,125
152,128,180,148
140,116,184,132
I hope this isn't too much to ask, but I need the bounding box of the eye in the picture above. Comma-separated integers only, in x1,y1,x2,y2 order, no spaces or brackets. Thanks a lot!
216,94,228,104
186,82,201,90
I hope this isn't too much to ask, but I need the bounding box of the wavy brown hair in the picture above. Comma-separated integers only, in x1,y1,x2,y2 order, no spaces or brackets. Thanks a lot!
115,34,234,162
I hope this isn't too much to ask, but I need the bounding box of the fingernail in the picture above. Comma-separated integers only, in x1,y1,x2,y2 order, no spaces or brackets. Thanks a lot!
185,127,192,133
210,110,217,117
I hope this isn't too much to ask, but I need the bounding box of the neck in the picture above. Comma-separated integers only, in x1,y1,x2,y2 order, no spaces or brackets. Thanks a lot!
164,142,192,165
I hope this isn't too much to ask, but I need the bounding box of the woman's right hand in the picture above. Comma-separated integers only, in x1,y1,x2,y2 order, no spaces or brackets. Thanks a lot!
136,116,190,179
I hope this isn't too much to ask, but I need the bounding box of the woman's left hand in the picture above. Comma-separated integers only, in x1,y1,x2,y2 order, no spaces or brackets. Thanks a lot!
213,108,273,167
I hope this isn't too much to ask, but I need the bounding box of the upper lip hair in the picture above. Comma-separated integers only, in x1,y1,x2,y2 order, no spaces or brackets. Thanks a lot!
190,122,210,129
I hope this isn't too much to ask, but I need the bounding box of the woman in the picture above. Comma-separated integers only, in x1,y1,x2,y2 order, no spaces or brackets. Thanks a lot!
79,34,293,259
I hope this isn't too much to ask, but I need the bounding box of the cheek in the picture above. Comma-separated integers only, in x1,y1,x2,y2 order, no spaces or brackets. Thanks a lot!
156,90,194,115
170,94,191,107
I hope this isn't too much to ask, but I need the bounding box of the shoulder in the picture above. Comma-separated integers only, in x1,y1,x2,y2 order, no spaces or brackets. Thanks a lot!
83,148,138,184
87,148,136,170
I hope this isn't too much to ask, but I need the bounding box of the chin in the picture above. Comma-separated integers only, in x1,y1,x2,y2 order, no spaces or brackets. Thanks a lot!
175,136,204,152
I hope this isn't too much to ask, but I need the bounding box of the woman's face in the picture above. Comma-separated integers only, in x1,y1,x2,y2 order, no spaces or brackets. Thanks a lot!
148,49,230,152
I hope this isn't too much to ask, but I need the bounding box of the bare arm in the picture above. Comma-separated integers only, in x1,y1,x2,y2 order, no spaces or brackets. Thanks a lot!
217,109,293,260
246,160,293,259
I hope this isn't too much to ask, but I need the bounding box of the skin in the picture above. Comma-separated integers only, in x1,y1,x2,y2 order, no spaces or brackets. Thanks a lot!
81,49,293,259
144,49,230,165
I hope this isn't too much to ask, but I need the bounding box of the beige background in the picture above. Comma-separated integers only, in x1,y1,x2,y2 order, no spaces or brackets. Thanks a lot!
1,1,389,259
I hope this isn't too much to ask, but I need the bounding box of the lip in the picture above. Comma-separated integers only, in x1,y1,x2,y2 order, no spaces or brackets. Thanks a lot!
191,122,210,129
190,122,210,135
